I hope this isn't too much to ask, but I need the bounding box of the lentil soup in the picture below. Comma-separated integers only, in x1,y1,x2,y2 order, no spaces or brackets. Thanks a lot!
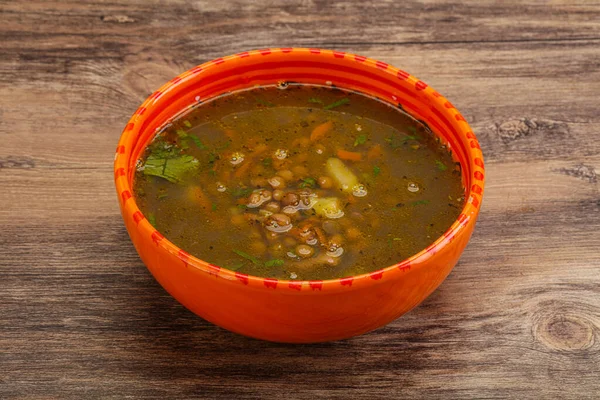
133,85,464,280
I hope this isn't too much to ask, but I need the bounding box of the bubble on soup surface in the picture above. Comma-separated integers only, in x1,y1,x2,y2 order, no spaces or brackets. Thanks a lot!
274,149,288,160
326,246,344,258
230,152,245,165
352,184,368,197
408,182,420,193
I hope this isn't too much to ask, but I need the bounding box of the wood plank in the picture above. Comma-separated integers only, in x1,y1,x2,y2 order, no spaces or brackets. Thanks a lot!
2,42,599,167
1,0,599,399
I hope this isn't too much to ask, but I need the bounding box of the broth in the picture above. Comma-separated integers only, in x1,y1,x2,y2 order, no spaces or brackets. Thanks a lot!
133,85,464,280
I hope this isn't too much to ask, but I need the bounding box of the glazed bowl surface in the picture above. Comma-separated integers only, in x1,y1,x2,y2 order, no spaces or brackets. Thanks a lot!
114,48,485,343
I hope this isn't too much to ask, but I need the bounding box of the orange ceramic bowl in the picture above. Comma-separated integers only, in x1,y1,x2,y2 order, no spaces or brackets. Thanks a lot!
114,48,484,343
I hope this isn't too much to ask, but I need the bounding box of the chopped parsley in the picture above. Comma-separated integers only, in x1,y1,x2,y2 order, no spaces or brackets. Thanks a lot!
264,259,285,268
189,135,207,150
323,98,349,110
385,134,420,149
299,177,317,188
262,157,273,167
233,249,262,265
143,154,199,183
257,98,275,107
353,134,367,147
435,160,448,171
232,187,253,198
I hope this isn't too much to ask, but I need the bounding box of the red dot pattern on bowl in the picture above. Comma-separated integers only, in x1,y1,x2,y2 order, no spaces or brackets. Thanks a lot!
114,48,485,292
177,249,190,267
235,272,249,285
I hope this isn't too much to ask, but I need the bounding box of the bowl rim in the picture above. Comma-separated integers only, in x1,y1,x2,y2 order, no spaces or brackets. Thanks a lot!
114,47,485,292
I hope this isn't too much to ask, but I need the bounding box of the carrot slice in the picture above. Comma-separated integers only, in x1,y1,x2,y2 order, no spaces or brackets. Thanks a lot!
367,144,384,160
219,169,231,183
337,149,362,161
224,129,237,140
313,226,327,246
310,121,333,141
234,160,252,179
252,143,269,155
187,186,213,212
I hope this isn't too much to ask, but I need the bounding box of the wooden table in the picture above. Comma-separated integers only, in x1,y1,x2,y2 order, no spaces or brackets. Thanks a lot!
2,1,599,398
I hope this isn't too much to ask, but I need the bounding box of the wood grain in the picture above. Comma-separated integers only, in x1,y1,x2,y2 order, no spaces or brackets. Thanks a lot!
1,1,599,399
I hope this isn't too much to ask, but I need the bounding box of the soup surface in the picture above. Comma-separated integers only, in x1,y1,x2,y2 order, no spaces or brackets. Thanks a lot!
133,85,464,280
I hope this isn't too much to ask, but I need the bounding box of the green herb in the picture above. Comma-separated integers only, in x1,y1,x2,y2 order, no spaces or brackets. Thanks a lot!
388,237,402,248
175,129,188,138
217,141,231,150
373,166,381,177
233,249,262,265
211,203,217,211
308,97,324,105
183,120,192,128
257,98,275,107
407,126,417,135
157,192,169,200
237,204,247,210
299,177,317,188
189,135,207,150
411,200,430,206
353,134,367,147
385,134,420,149
262,157,273,167
143,154,199,183
226,262,245,271
145,136,180,159
232,187,253,198
232,252,285,269
384,136,402,149
148,213,156,227
435,160,448,171
208,152,217,164
323,98,350,110
391,203,405,211
178,139,190,150
264,259,285,268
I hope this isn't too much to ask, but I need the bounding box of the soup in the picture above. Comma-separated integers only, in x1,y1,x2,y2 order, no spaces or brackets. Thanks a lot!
133,85,464,280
